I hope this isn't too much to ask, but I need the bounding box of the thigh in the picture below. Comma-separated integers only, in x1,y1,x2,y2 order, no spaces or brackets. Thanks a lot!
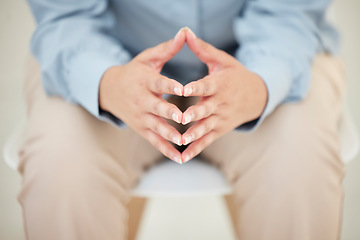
201,53,346,186
201,54,346,239
17,57,165,239
18,56,163,192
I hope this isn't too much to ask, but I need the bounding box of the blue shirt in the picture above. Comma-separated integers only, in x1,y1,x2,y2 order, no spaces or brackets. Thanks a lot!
27,0,339,130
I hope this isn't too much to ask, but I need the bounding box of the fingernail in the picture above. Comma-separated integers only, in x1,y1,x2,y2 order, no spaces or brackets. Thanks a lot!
174,156,182,164
183,115,192,125
172,113,180,123
174,87,182,96
183,155,191,163
172,136,182,146
174,27,185,41
184,87,193,97
174,29,181,41
184,27,196,38
183,135,193,145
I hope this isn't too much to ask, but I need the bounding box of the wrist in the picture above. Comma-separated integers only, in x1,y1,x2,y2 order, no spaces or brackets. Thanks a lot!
250,72,268,119
99,65,119,112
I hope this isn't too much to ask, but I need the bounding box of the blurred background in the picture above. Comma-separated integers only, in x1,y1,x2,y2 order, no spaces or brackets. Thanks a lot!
0,0,359,239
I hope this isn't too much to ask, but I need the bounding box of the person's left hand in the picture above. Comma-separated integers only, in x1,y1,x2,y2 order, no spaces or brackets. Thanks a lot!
180,28,268,163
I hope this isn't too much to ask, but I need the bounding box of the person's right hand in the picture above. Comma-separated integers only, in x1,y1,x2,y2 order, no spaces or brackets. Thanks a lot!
99,29,186,164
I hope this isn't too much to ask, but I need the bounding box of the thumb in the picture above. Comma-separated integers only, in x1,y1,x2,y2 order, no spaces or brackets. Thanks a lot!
184,27,226,68
138,28,186,70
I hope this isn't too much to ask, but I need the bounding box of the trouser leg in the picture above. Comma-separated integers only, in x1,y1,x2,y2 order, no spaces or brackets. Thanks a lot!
201,54,346,240
17,57,163,240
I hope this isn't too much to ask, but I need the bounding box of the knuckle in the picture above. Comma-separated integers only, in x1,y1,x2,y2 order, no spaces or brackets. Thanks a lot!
211,83,217,94
196,125,205,137
153,102,160,115
195,126,204,138
188,108,197,120
160,125,170,139
190,131,197,141
155,78,163,93
199,105,206,117
203,84,210,95
152,122,160,134
204,82,215,95
203,104,211,117
194,131,202,141
167,132,174,142
167,83,173,93
198,81,205,94
205,122,212,133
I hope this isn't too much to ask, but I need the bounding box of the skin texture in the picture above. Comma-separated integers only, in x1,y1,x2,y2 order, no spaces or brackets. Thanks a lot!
180,28,268,162
99,28,268,164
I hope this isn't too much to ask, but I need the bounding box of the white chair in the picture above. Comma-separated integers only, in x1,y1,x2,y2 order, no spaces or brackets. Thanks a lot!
3,103,359,240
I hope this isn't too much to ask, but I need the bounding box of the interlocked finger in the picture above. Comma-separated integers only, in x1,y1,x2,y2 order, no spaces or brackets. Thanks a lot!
147,95,182,123
182,98,217,125
182,115,218,145
183,76,217,97
182,131,217,163
148,75,183,96
145,114,182,146
145,130,183,164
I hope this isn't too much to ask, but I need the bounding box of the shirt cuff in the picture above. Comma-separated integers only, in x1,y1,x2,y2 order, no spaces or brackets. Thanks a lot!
236,53,293,131
66,48,131,126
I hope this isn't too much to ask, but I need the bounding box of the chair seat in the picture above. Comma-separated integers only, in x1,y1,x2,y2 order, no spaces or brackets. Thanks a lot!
132,159,232,198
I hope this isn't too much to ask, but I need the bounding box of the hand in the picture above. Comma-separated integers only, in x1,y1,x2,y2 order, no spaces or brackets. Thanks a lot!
99,29,187,164
180,28,268,163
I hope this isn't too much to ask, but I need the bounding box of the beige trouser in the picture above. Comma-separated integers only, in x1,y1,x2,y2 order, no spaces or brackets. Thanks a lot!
18,54,346,240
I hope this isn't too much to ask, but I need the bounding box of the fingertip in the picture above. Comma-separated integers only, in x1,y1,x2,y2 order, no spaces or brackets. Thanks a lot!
173,155,183,164
166,77,183,96
171,107,183,123
183,86,193,97
183,27,198,52
171,112,180,124
171,134,182,146
182,153,191,163
173,86,182,96
184,27,197,40
182,113,192,125
182,133,193,145
174,28,183,41
172,82,184,96
172,28,186,49
181,110,189,124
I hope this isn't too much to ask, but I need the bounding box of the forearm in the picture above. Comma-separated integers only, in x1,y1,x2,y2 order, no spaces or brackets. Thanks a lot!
234,0,335,130
28,0,131,120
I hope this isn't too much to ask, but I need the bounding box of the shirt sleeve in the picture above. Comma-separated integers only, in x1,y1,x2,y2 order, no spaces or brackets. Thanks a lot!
27,0,131,125
234,0,334,131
